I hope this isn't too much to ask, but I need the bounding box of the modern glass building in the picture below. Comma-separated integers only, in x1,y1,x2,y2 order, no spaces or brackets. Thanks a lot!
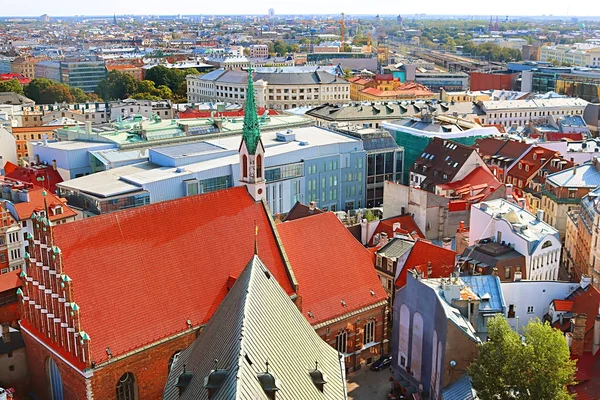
60,60,108,92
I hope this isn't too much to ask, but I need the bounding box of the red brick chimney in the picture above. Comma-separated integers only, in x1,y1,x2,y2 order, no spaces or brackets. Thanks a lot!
571,313,587,357
1,323,10,344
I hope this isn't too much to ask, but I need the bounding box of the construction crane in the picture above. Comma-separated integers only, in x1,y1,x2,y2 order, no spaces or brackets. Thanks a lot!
339,13,345,44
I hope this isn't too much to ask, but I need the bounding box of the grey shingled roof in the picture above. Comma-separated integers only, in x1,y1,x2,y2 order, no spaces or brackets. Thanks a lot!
0,92,34,105
377,238,414,259
441,374,478,400
163,256,347,400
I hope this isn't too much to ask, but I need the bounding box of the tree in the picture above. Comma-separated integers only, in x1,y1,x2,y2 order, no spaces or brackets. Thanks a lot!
95,70,139,100
69,87,89,103
40,84,74,104
0,78,24,94
468,316,575,400
343,69,353,79
144,65,172,89
24,78,54,102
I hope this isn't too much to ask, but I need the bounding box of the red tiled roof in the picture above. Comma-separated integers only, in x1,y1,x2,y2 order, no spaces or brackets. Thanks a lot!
554,285,600,350
0,73,31,85
13,188,77,222
5,164,63,193
507,146,557,183
395,240,457,287
369,215,425,246
177,107,278,119
545,132,584,142
277,212,388,325
569,351,600,400
0,269,21,293
553,299,575,312
437,166,503,203
52,187,293,363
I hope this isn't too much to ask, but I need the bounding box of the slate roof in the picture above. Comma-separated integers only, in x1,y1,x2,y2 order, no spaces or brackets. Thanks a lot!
0,92,34,105
441,374,478,400
546,162,600,189
410,138,478,190
475,137,530,161
376,237,414,259
50,187,295,364
282,201,324,222
277,213,388,326
395,240,457,288
163,256,347,400
460,275,506,313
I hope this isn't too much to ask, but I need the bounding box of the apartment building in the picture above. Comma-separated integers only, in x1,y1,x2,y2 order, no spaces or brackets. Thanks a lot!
187,68,349,111
249,44,269,58
541,43,600,67
478,98,589,128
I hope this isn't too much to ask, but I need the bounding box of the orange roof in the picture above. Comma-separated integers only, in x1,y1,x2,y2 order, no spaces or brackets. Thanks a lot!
13,188,76,222
5,164,64,193
107,64,140,70
395,240,457,287
277,213,388,325
437,166,502,203
554,284,600,350
0,269,21,293
507,146,557,182
51,187,293,364
370,215,425,246
553,299,574,312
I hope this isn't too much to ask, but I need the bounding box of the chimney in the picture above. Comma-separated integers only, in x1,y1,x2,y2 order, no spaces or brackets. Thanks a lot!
42,134,48,146
378,232,389,248
35,154,40,164
308,201,317,211
85,121,92,135
427,261,433,278
52,159,57,171
536,209,544,221
571,313,587,357
593,309,600,356
442,237,452,250
505,183,513,198
572,158,577,176
459,221,465,231
1,323,10,344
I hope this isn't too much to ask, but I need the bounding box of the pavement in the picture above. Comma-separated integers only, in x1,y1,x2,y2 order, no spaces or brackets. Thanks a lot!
347,366,393,400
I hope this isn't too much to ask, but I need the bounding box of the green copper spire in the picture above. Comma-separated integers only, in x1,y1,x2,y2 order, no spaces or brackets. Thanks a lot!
242,67,261,155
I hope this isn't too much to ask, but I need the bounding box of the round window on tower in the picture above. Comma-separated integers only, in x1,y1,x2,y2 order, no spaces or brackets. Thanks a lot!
258,189,263,195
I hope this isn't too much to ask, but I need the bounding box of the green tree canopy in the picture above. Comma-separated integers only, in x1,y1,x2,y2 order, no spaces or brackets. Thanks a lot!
468,316,575,400
95,70,139,100
0,78,24,95
24,78,54,102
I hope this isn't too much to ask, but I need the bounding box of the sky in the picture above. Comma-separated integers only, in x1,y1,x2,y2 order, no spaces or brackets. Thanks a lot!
2,0,600,18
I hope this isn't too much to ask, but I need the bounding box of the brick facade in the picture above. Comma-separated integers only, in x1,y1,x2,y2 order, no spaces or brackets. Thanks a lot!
316,304,388,373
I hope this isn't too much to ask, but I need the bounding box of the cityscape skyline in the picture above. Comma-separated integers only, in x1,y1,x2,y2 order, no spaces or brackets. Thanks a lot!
2,0,600,19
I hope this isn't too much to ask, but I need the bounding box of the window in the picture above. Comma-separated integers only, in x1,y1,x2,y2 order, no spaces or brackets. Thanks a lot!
363,320,375,345
507,304,515,318
505,267,511,280
116,372,137,400
527,306,534,314
256,155,262,179
336,330,348,354
9,365,14,371
242,155,248,178
185,180,199,196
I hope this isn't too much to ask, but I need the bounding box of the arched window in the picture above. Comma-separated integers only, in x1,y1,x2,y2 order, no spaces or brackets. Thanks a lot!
256,155,263,179
242,155,248,178
116,372,138,400
363,320,375,344
398,304,410,368
336,330,348,354
46,357,64,400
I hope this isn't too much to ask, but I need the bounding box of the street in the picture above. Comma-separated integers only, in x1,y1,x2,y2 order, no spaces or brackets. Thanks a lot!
347,367,393,400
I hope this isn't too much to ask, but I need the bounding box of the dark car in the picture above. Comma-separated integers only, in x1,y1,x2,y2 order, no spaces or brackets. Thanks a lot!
370,355,392,371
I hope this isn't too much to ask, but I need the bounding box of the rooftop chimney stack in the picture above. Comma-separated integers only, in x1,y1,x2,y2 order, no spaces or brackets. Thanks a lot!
536,209,544,221
1,323,10,344
85,121,92,135
52,159,57,171
571,313,587,356
442,237,452,250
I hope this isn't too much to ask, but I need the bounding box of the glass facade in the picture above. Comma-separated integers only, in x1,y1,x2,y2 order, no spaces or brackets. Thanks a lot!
265,163,303,182
60,60,108,93
58,188,150,216
366,151,403,208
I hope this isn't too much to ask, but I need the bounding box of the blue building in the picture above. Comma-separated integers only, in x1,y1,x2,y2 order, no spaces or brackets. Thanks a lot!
391,273,505,399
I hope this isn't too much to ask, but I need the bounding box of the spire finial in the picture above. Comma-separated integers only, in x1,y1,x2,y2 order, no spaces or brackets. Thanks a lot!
265,360,269,373
213,359,218,370
241,66,260,155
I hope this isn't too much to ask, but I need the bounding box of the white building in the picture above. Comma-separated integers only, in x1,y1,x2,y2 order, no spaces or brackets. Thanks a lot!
500,279,582,333
478,98,589,128
541,43,600,67
187,68,350,111
469,199,562,281
0,127,17,167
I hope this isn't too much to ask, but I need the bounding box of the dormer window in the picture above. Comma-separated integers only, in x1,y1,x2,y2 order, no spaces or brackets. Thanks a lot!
309,361,328,392
257,361,280,400
203,360,228,399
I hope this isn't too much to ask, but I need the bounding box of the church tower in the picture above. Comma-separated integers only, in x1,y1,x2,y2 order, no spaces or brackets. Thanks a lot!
239,67,266,202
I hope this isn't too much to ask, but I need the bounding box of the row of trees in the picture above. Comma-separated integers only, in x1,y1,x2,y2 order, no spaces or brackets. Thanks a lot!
95,65,199,102
468,316,576,400
5,78,101,104
462,42,523,62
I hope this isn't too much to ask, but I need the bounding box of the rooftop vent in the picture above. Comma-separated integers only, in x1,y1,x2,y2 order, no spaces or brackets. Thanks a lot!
309,361,328,392
203,360,228,398
275,131,295,142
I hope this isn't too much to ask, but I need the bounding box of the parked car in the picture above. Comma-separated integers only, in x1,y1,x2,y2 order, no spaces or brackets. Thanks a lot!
370,355,392,371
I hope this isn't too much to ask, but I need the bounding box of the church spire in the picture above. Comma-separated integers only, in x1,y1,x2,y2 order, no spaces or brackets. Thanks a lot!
242,67,261,155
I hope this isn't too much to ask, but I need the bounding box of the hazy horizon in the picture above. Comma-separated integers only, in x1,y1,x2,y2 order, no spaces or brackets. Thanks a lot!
2,0,600,20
